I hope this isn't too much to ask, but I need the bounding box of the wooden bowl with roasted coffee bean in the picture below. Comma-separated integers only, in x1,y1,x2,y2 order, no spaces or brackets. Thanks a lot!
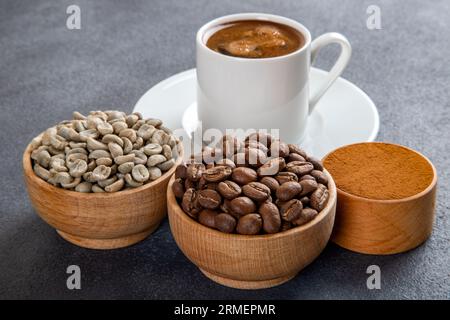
23,110,183,249
167,133,336,289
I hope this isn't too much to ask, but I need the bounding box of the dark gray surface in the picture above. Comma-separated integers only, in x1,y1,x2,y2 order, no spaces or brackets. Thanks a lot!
0,0,449,299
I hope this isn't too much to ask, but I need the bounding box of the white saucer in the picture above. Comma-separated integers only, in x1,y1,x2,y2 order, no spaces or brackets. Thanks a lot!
134,68,379,158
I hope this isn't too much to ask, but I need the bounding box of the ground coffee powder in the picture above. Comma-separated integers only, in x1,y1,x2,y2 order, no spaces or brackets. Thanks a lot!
323,143,433,200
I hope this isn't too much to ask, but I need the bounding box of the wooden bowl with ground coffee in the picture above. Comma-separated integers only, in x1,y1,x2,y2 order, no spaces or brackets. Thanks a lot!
323,142,437,255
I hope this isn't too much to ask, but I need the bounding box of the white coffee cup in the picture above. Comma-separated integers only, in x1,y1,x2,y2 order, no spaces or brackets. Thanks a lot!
196,13,352,143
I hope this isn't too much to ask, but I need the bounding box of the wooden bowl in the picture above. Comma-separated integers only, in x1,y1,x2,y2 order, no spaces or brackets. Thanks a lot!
23,142,183,250
323,143,437,255
167,170,337,289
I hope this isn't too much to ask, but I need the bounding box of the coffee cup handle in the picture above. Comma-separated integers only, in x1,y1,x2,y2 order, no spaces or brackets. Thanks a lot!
309,33,352,114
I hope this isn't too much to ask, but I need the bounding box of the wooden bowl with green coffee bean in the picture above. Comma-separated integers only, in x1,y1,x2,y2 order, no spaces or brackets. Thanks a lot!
23,110,183,249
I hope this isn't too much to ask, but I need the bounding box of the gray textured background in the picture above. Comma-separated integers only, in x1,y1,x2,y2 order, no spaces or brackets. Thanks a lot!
1,0,449,299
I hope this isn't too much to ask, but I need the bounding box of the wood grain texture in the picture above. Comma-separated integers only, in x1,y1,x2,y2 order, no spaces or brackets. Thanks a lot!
167,170,337,290
327,147,437,255
23,142,183,250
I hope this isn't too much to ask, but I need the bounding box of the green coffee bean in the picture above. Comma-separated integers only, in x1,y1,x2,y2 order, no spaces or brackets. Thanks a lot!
105,178,124,192
148,166,162,181
75,182,92,193
91,184,105,193
147,154,166,167
118,162,134,174
132,164,149,183
92,165,111,181
143,143,162,156
87,137,108,151
30,110,178,192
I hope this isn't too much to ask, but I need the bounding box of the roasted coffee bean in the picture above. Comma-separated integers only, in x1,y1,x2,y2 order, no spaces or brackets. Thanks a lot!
233,152,247,167
299,179,318,197
182,188,201,218
230,196,256,216
198,189,222,209
175,163,187,179
198,209,218,228
310,184,329,212
172,178,185,198
231,167,258,185
245,140,269,154
293,207,319,226
186,163,205,181
245,132,272,147
170,134,328,234
203,166,232,182
300,174,315,181
217,180,241,199
236,214,262,235
280,221,293,232
202,147,222,164
288,153,306,162
244,147,267,166
220,135,241,157
280,199,303,222
257,157,285,176
310,170,328,185
288,144,307,158
276,181,302,201
197,176,208,190
275,172,298,184
260,176,280,193
285,161,314,176
205,182,219,191
215,158,236,169
299,196,310,207
306,156,324,171
242,182,271,202
259,202,281,234
220,199,233,215
215,213,236,233
184,178,195,190
270,140,289,157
